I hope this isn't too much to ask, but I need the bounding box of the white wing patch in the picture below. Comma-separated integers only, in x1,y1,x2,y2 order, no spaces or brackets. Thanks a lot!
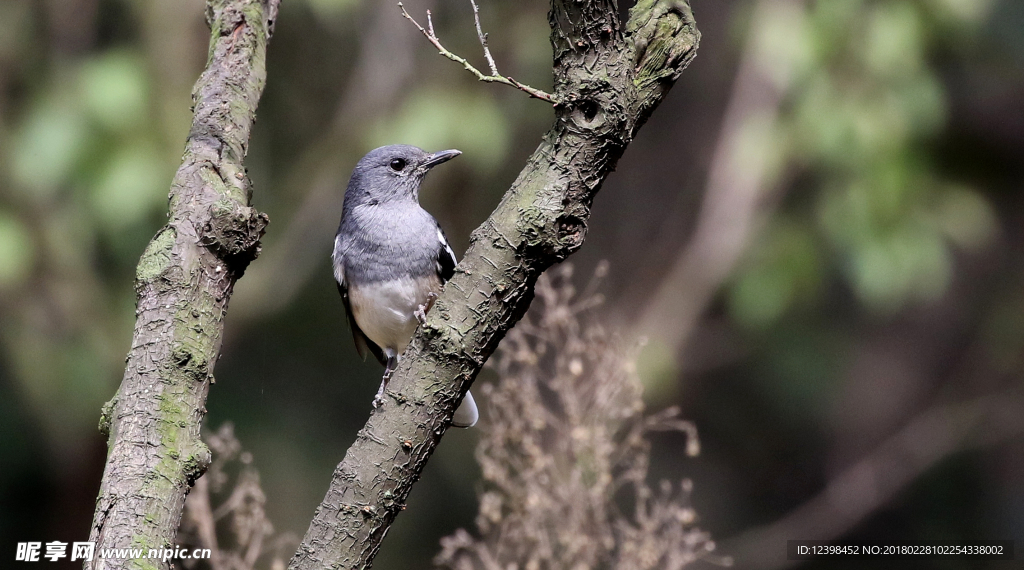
332,234,346,285
437,227,457,275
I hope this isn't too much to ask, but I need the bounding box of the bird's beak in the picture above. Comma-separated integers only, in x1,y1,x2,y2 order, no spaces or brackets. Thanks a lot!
421,149,462,169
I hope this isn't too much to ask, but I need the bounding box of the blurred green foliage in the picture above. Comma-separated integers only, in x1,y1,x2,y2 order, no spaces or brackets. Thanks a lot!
728,0,998,323
368,88,511,172
0,0,1021,567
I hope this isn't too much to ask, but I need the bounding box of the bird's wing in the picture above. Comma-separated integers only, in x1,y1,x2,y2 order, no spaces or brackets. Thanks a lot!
335,256,386,366
435,225,458,283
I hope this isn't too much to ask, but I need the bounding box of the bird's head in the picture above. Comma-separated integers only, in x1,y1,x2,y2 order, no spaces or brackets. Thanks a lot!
346,144,461,206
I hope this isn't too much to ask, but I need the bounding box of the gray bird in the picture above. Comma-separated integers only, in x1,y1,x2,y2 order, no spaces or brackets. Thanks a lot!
332,144,478,427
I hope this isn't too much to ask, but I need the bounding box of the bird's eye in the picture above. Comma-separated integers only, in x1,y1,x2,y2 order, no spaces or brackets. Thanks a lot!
389,158,406,171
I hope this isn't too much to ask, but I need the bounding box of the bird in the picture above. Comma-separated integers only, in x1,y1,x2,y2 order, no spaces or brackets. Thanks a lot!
332,144,478,428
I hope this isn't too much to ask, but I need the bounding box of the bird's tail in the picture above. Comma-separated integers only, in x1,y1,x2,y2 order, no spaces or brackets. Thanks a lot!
452,390,479,428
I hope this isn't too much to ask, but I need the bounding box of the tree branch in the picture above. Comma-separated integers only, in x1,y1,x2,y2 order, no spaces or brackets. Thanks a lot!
86,0,277,567
289,1,699,568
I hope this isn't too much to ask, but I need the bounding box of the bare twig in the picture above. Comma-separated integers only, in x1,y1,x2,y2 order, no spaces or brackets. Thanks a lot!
397,2,558,104
469,0,499,76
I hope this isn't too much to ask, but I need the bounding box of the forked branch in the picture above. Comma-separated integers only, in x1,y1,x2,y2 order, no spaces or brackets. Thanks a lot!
397,1,558,104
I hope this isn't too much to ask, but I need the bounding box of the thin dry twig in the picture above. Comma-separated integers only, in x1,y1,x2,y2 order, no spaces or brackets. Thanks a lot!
397,1,558,104
469,0,499,76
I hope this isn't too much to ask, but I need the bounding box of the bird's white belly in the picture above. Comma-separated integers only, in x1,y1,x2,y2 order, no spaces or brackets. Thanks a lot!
348,276,438,353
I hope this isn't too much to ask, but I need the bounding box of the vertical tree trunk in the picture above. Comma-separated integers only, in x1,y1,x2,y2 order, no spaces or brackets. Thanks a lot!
87,1,278,568
290,1,700,568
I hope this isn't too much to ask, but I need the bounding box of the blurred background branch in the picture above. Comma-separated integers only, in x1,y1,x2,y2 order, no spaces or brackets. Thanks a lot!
632,0,802,357
724,383,1024,569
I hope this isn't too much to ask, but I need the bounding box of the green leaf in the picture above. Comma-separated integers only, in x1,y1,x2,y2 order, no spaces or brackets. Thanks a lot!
729,220,821,328
864,2,924,77
934,186,996,250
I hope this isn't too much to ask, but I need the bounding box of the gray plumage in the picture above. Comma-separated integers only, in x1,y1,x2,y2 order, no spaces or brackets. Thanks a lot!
332,144,477,427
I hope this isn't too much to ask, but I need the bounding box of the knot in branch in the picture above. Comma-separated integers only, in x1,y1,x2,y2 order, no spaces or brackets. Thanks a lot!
206,0,279,37
183,443,213,487
199,199,269,273
627,0,700,89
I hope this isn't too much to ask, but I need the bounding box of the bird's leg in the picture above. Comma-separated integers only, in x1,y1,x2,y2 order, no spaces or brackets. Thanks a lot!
374,355,399,408
415,291,439,325
372,378,386,408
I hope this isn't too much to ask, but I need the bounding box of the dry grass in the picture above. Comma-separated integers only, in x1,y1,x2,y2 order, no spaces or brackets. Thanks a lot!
177,423,298,570
435,263,728,570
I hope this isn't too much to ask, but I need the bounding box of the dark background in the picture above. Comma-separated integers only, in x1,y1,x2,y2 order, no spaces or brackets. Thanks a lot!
1,0,1022,568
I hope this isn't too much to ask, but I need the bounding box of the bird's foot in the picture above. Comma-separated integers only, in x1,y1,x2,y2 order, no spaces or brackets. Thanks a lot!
415,292,438,325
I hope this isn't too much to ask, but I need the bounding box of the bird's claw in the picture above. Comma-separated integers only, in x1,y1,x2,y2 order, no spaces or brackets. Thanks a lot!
373,372,391,409
415,292,438,326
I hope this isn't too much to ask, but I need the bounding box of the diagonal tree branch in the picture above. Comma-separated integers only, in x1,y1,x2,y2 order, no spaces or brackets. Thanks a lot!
290,1,700,568
86,0,278,567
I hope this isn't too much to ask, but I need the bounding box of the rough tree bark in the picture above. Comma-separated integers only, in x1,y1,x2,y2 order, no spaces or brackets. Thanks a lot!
87,0,278,568
290,1,700,568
